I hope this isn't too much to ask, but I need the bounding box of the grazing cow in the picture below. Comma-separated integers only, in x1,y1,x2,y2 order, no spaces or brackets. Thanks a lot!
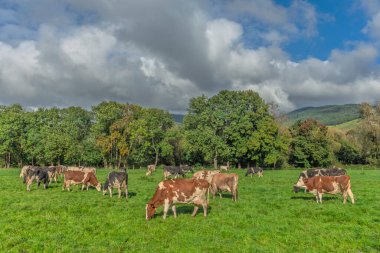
46,166,58,183
193,170,220,183
163,166,185,180
219,165,230,171
146,178,209,220
210,173,239,201
245,167,263,178
25,168,49,191
62,171,101,192
180,165,194,174
293,168,347,192
20,165,37,182
103,171,128,198
146,164,156,176
67,166,97,175
296,176,355,204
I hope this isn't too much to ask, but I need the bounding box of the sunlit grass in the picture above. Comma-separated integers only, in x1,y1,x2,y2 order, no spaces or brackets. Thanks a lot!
0,168,379,252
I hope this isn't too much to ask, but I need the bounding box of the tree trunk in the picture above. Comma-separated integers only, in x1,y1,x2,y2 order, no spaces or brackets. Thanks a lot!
238,162,241,169
213,150,218,169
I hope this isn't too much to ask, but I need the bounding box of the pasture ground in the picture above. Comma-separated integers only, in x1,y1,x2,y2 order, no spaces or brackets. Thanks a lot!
0,168,379,253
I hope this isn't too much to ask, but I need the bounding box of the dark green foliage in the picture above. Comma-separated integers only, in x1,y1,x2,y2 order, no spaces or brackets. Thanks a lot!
286,104,361,126
336,142,364,164
184,90,288,167
290,119,333,167
0,168,379,252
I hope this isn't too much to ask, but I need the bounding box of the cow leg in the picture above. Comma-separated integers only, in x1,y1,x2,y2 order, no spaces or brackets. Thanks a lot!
86,184,89,191
81,184,85,191
109,187,112,198
219,192,222,199
202,202,208,217
172,205,177,218
347,189,355,204
125,186,128,199
163,201,170,220
118,187,122,198
191,206,199,217
318,192,323,203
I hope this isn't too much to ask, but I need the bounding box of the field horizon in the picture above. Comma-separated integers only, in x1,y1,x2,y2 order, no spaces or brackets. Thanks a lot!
0,167,379,252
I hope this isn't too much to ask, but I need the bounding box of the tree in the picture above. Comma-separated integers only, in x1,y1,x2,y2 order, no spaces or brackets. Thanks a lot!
184,90,286,168
289,119,333,168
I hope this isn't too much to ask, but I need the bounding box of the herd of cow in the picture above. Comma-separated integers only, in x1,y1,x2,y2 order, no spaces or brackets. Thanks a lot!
18,164,354,221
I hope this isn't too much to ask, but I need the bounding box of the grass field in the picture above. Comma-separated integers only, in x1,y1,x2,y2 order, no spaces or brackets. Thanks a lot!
0,168,379,253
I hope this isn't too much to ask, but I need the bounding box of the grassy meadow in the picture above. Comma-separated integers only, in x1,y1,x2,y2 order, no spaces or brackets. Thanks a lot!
0,167,379,253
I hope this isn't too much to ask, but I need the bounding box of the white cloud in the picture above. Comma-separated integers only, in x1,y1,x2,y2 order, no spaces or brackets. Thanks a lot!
0,0,380,113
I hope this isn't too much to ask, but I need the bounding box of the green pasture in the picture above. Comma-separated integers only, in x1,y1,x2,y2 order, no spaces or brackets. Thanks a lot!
0,168,379,253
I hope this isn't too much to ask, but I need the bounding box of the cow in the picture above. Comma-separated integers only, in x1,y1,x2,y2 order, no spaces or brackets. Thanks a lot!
294,168,347,192
25,167,49,191
163,166,185,180
146,164,156,176
103,171,128,199
219,165,230,171
67,166,97,175
146,178,209,220
180,165,194,174
46,166,59,183
20,165,37,182
210,173,238,201
193,170,220,183
62,171,101,192
245,167,263,178
296,175,355,204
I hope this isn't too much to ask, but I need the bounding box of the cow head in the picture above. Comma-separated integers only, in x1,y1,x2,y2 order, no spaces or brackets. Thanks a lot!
293,173,307,193
96,183,101,192
146,203,157,221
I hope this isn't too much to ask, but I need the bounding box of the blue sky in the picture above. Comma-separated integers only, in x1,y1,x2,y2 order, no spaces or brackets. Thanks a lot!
0,0,379,112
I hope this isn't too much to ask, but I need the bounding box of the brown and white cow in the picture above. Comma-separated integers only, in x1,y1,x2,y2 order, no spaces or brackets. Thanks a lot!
145,164,156,176
293,167,347,192
192,170,220,183
210,173,238,201
146,179,209,220
298,175,355,204
62,171,101,192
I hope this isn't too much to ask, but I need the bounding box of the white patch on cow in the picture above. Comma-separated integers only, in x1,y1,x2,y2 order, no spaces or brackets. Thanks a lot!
158,182,166,190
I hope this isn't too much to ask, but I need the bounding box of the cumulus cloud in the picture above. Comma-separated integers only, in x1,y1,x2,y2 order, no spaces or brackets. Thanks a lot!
0,0,380,113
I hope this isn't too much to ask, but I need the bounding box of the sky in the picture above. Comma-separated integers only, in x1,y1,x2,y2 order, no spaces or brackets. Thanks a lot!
0,0,380,113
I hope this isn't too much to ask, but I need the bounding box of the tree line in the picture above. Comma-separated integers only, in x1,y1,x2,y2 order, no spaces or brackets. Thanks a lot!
0,90,379,168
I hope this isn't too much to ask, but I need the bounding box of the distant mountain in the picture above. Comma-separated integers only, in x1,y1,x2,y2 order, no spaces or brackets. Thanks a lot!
286,104,361,126
171,114,184,124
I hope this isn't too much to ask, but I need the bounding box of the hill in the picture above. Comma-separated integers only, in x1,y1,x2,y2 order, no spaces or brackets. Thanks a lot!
286,104,361,126
171,113,184,123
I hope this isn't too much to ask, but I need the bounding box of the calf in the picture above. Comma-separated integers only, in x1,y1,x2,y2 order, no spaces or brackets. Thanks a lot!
245,167,263,178
163,166,185,180
146,164,156,176
103,171,128,198
193,170,220,183
25,168,49,191
62,171,101,192
301,176,355,204
293,167,347,192
146,178,209,220
210,173,238,201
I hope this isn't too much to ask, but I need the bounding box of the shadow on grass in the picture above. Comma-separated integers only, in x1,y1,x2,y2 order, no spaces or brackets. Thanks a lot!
290,196,338,201
154,205,212,218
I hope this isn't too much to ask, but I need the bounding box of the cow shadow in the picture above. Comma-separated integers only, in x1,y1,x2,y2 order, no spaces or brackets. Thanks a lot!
156,205,212,217
290,196,338,201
